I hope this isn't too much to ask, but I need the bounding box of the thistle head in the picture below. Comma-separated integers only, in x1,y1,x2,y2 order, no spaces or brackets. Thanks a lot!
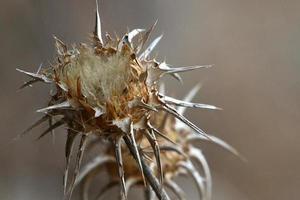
18,2,240,200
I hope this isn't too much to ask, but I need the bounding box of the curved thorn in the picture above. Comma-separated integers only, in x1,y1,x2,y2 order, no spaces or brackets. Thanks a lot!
95,181,119,200
178,161,206,200
127,29,145,43
165,180,186,200
189,147,212,200
186,134,245,161
74,155,115,186
79,171,95,200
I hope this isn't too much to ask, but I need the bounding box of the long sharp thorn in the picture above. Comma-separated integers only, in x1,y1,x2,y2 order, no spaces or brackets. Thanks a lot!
37,101,70,113
160,104,212,141
139,34,163,60
145,129,163,183
18,79,40,90
161,95,222,110
64,129,77,195
178,161,206,200
114,136,126,200
171,72,183,83
123,136,170,200
136,20,158,53
65,130,77,159
19,115,50,138
147,122,177,145
36,63,43,74
165,180,186,200
95,0,103,44
54,36,67,55
16,68,41,79
127,123,145,185
177,83,202,115
189,147,212,200
154,62,183,82
65,135,87,200
160,64,212,74
16,68,51,83
36,119,65,140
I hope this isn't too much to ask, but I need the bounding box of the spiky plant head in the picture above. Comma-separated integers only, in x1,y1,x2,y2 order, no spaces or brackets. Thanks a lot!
85,97,240,200
18,2,241,200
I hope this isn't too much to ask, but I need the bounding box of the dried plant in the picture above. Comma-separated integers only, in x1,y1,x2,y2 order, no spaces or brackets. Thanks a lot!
18,2,240,200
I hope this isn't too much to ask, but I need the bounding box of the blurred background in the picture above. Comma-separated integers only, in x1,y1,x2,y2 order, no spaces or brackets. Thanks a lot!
1,0,300,199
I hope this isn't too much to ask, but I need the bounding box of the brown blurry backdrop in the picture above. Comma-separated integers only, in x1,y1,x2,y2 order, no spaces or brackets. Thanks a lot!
1,0,300,199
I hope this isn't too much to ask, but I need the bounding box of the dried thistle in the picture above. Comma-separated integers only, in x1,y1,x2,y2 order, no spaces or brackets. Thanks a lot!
75,84,241,200
18,2,240,200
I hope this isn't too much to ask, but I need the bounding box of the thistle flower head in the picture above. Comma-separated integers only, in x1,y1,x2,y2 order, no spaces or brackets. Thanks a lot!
18,2,240,200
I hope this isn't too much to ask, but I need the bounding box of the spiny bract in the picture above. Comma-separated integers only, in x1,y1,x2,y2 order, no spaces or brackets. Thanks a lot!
18,2,239,200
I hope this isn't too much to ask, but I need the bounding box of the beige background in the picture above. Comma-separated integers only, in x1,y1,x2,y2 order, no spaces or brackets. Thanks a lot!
0,0,300,199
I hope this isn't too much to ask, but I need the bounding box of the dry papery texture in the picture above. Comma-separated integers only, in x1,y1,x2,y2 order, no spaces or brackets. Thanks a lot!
18,2,240,200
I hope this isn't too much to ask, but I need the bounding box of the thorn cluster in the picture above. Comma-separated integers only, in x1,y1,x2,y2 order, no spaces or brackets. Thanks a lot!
18,2,240,200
